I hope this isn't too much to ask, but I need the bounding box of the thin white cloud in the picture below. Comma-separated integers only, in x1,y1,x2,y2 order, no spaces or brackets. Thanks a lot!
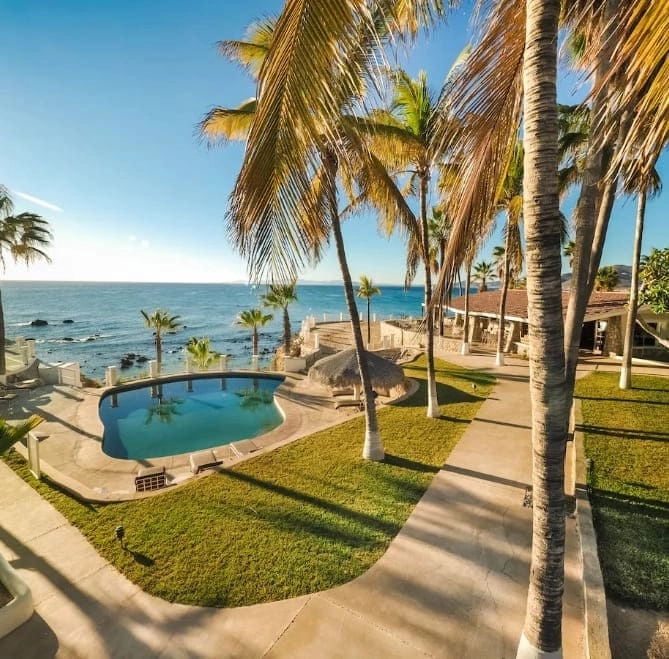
140,240,149,248
10,189,64,212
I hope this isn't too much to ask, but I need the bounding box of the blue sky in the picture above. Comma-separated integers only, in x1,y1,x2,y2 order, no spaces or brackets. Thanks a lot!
1,1,666,285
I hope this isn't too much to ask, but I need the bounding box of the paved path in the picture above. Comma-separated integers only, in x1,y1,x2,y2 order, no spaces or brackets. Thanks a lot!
0,353,596,658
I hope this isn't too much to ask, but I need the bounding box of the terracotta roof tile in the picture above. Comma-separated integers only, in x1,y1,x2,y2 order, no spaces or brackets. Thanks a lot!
447,290,629,322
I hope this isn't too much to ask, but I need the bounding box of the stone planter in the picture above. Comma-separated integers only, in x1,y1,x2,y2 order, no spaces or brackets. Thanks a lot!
0,554,33,639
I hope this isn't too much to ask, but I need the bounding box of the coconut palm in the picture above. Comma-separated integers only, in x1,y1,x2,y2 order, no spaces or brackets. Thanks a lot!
619,163,662,389
140,309,181,373
350,68,449,418
261,281,298,356
357,275,381,345
563,240,576,270
235,308,273,357
429,207,451,336
473,260,495,292
186,337,214,371
493,140,524,366
594,266,619,292
0,186,53,375
222,5,443,459
0,415,43,455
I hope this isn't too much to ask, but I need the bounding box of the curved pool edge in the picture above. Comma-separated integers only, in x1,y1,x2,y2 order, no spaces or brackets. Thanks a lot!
98,371,286,461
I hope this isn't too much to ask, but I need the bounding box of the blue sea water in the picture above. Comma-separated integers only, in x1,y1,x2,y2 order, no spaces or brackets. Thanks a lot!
1,281,428,379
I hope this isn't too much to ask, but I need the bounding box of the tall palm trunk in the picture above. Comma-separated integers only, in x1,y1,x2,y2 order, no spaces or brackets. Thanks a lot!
283,307,291,355
518,1,566,656
0,289,6,376
155,332,163,371
563,0,620,402
366,298,371,345
252,328,259,356
439,240,446,336
619,189,647,389
420,173,439,418
496,218,513,367
461,264,471,355
325,147,383,460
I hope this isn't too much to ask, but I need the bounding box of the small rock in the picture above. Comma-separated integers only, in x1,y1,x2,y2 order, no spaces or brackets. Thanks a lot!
31,319,48,326
62,319,74,324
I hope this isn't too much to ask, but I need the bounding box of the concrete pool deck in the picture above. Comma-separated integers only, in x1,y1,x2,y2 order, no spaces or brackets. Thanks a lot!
2,372,397,501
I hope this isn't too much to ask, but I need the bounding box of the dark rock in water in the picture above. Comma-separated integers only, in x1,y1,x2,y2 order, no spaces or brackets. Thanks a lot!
125,353,137,359
120,358,133,368
62,319,74,324
85,336,96,342
31,319,48,326
136,355,148,363
63,337,74,342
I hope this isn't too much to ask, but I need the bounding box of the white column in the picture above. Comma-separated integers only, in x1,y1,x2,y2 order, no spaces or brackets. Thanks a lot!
26,339,36,358
313,333,320,349
106,366,118,387
20,346,29,365
219,354,228,371
149,360,158,378
339,312,343,321
251,354,259,370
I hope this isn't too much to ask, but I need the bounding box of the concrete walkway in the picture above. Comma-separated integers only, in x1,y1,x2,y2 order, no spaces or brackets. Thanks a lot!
0,351,624,658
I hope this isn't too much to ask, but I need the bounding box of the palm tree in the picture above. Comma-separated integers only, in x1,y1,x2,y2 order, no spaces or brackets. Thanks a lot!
563,240,576,270
357,275,381,345
351,68,444,418
620,163,662,389
594,266,619,291
220,7,443,459
261,281,298,356
186,337,214,371
0,186,52,376
0,415,43,455
428,207,451,336
235,308,273,357
140,309,181,373
493,140,524,366
473,260,495,292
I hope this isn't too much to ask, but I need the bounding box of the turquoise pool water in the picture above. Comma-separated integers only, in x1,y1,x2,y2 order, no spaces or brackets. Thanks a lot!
100,375,284,460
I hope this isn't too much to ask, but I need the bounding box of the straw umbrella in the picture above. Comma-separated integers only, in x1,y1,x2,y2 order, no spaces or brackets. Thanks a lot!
309,348,406,398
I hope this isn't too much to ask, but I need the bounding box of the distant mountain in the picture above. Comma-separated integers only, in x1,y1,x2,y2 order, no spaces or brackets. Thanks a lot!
561,264,633,289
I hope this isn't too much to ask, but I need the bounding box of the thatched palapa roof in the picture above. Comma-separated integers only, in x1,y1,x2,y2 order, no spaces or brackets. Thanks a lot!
309,347,406,391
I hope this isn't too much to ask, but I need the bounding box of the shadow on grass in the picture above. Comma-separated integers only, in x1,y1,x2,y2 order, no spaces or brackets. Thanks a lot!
578,424,668,443
576,395,668,407
589,488,669,610
219,469,403,538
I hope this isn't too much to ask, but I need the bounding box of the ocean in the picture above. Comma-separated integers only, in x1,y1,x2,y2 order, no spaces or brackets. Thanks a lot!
1,281,428,380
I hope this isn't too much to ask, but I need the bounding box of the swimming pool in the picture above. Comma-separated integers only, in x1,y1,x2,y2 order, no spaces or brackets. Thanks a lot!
99,374,285,460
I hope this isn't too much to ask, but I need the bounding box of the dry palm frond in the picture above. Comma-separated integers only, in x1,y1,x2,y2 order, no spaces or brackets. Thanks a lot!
435,0,525,278
217,16,277,79
594,0,669,179
199,98,257,144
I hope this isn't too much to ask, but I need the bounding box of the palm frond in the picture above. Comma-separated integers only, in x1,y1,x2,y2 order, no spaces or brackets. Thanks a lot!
435,0,525,277
198,98,258,145
592,0,669,178
217,16,277,79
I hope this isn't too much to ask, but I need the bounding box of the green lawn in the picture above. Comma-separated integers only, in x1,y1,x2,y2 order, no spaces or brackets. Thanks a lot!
575,371,669,610
4,356,493,608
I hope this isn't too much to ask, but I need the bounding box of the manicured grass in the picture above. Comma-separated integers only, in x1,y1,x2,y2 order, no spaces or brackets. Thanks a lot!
575,371,669,610
4,356,493,608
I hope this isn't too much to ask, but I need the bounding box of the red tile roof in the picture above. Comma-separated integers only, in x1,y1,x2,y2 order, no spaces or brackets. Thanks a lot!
447,290,629,322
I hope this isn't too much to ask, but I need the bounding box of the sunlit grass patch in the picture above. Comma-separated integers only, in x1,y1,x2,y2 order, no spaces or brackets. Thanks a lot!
575,371,669,610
